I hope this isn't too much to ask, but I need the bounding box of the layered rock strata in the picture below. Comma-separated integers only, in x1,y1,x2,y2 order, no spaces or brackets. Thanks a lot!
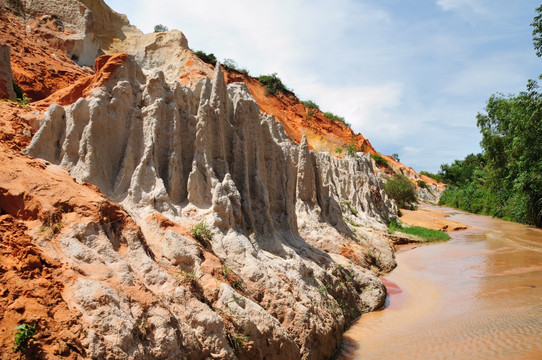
24,56,397,359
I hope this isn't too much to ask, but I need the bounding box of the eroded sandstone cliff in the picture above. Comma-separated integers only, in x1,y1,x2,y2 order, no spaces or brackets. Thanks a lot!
22,55,397,359
0,1,445,358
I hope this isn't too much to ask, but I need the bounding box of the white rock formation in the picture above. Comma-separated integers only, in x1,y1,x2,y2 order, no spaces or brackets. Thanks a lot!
25,58,397,359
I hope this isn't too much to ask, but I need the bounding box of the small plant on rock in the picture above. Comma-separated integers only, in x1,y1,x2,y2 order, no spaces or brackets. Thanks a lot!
179,268,203,285
12,323,36,352
191,221,213,245
37,212,63,238
227,332,250,353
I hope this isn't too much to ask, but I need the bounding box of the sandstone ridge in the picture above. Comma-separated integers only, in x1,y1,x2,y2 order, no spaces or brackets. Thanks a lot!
23,56,397,359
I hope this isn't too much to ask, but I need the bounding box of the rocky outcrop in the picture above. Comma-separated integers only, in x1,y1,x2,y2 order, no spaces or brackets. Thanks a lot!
25,58,396,359
0,44,16,101
0,6,90,101
19,0,140,66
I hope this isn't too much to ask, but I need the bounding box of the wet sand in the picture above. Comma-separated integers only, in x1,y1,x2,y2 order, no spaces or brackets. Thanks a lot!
339,205,542,360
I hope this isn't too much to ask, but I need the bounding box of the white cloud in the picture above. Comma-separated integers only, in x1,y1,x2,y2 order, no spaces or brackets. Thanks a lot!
436,0,489,15
105,0,540,172
294,81,404,139
444,55,527,97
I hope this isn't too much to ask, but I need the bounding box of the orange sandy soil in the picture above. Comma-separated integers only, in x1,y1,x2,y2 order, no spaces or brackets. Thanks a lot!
34,53,128,108
0,9,90,102
399,204,468,232
0,101,112,359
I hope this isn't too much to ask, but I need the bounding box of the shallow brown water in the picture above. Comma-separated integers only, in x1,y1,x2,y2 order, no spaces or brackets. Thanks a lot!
339,206,542,360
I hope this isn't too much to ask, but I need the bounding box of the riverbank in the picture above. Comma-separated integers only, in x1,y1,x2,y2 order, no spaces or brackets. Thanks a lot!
338,205,542,360
399,203,469,232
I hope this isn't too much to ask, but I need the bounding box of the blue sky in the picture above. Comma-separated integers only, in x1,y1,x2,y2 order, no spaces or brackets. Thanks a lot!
107,0,540,172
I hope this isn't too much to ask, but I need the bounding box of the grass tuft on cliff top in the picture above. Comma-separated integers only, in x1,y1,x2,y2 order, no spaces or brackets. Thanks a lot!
388,220,450,242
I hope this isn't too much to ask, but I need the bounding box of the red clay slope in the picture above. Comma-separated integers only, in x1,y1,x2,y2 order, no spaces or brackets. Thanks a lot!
225,70,376,155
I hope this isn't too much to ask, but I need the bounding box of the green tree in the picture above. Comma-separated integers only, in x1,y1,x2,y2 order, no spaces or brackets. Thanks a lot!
384,173,417,209
531,5,542,57
154,24,168,33
391,153,400,162
476,84,542,226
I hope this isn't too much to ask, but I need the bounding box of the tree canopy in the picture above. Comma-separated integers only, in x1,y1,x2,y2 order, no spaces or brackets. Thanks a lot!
437,5,542,227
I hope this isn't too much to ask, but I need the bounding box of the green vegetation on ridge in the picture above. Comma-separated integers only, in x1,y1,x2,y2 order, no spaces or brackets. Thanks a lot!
371,153,388,167
258,73,289,95
195,50,217,65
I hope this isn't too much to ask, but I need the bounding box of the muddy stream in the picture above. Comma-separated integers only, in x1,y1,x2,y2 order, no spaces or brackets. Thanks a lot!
339,206,542,360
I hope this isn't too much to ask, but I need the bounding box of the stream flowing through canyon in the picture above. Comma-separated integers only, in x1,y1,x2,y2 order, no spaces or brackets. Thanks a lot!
339,206,542,360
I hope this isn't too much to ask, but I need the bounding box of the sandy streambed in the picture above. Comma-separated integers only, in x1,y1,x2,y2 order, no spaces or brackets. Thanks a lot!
339,206,542,360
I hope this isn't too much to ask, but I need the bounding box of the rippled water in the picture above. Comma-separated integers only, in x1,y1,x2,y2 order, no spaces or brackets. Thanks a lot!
339,206,542,360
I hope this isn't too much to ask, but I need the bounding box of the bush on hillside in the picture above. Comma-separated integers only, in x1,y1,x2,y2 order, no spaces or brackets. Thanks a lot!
371,153,388,167
301,100,319,109
324,111,351,128
223,58,249,75
258,73,288,95
195,51,217,65
384,173,417,209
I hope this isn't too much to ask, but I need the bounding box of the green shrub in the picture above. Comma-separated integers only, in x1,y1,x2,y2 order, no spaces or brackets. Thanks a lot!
371,153,388,167
301,100,319,109
384,173,417,209
6,81,31,106
388,220,450,242
195,51,217,65
222,58,249,75
324,112,351,128
154,24,168,33
12,323,36,352
417,180,427,189
258,73,288,95
345,143,357,157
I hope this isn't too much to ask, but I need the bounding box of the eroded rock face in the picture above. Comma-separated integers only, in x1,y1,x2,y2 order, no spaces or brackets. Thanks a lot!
19,0,141,66
25,58,396,359
0,44,16,101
